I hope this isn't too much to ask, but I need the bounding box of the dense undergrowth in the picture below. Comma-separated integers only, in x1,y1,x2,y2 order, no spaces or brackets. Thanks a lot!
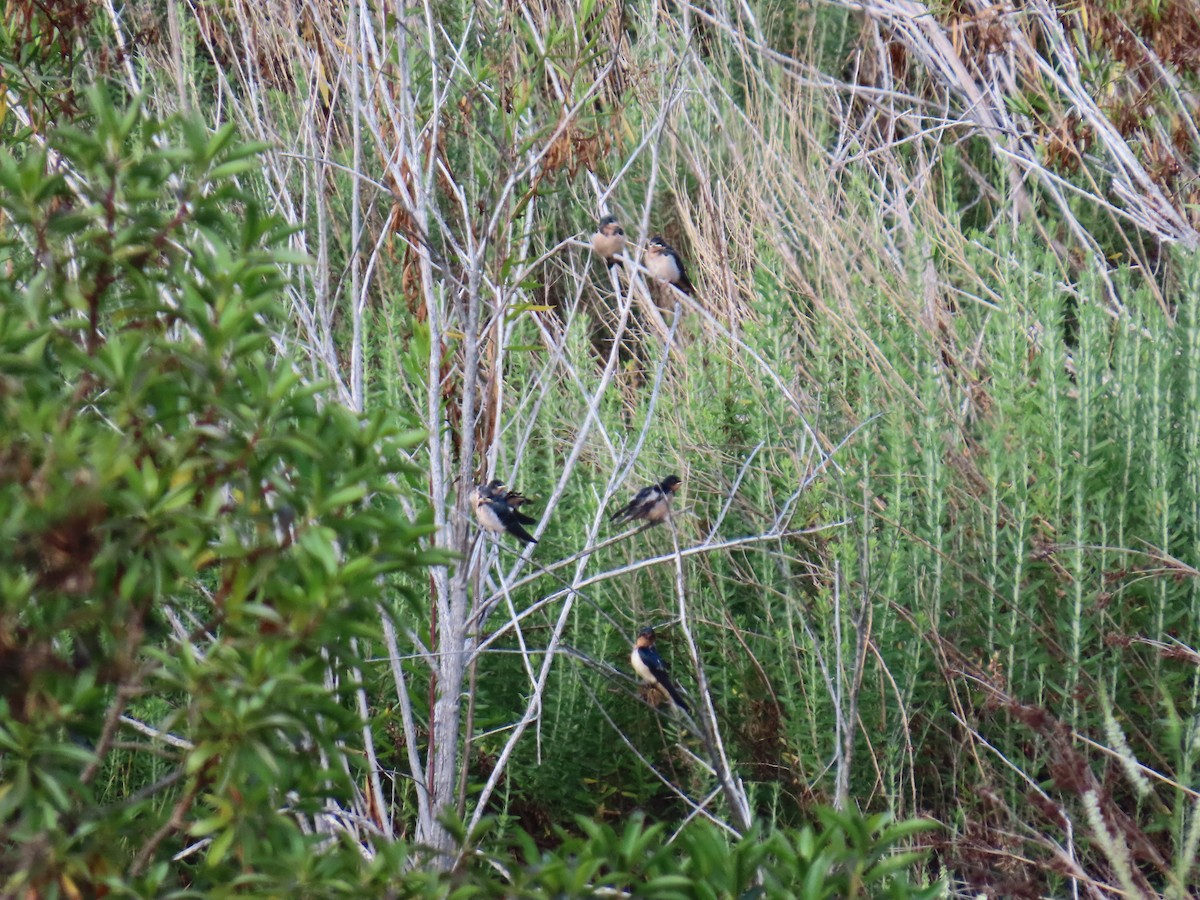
3,0,1199,897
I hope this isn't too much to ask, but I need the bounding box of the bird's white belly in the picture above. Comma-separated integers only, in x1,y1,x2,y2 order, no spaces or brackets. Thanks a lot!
475,503,504,533
647,254,680,284
593,233,625,259
630,647,656,684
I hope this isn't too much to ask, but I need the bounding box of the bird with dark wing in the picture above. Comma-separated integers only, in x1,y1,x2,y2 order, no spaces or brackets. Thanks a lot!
630,626,690,714
473,480,539,544
610,475,681,526
591,214,626,269
645,236,695,296
500,488,536,517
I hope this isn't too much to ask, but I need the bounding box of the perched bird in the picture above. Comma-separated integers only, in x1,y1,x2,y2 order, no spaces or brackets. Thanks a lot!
610,475,682,526
591,214,627,269
473,481,538,544
644,236,695,296
631,627,690,714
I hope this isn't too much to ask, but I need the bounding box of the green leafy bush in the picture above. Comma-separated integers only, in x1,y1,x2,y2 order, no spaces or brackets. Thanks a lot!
0,89,437,896
439,809,941,898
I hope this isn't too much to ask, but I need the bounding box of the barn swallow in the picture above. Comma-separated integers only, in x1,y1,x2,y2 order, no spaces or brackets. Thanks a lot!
610,475,682,526
473,482,538,544
591,215,626,268
631,627,690,714
645,236,695,296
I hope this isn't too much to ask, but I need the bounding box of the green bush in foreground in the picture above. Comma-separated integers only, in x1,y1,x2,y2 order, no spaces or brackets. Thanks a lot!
0,89,436,895
442,809,942,899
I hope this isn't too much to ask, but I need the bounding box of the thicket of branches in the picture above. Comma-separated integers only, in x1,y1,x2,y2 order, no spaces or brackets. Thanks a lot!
3,0,1200,896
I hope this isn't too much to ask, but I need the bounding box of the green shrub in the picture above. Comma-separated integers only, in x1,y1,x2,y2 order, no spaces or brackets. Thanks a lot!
443,808,942,898
0,89,437,896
